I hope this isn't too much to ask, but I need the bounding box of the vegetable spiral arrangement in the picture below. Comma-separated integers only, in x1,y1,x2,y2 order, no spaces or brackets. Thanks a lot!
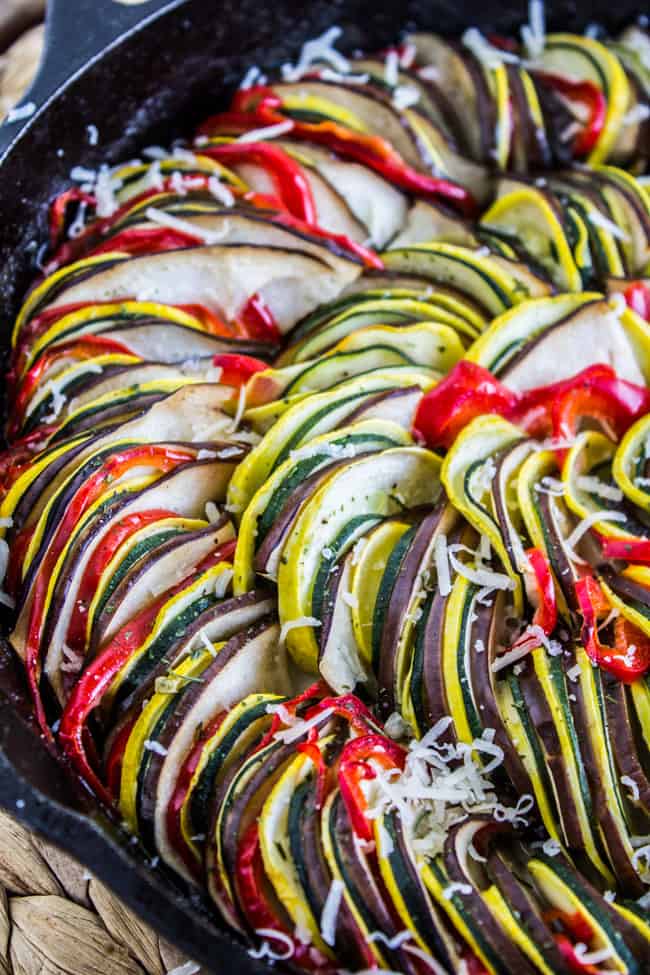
1,9,650,974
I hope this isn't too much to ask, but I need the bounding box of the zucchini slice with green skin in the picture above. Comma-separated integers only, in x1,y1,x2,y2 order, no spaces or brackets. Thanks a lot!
234,418,412,592
374,807,461,970
441,415,527,613
104,588,277,739
535,34,631,165
278,447,442,672
96,559,237,721
569,646,647,893
141,616,289,878
382,244,526,316
177,692,281,874
283,297,478,365
481,184,581,291
528,854,641,974
321,791,421,975
227,372,429,516
496,673,562,843
521,650,615,887
349,517,413,667
485,849,573,975
119,645,221,836
377,498,459,717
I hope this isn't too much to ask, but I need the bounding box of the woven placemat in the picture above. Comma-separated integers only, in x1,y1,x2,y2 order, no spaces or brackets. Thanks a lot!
0,809,205,975
0,0,44,118
0,6,204,973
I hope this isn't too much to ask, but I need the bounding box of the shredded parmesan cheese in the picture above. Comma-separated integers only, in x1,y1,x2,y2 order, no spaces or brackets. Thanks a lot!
320,878,344,947
588,210,631,242
237,120,295,142
577,475,623,502
144,206,227,244
5,101,36,123
143,740,168,756
565,509,627,562
249,929,294,961
279,617,322,644
462,28,519,67
621,775,640,802
281,26,350,82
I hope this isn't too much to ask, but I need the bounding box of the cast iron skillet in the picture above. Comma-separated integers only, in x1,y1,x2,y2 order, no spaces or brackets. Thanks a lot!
0,0,645,970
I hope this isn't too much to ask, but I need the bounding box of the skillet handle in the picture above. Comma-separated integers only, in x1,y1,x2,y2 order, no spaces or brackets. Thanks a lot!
0,0,183,146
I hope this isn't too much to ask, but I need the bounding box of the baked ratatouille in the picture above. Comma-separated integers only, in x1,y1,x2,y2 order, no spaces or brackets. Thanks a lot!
1,5,649,973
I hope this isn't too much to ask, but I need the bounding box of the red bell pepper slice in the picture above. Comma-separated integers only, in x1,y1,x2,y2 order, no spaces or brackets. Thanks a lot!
525,547,557,635
164,711,226,879
199,140,316,224
9,335,135,439
535,73,606,157
58,543,235,802
0,430,52,497
64,507,179,654
624,281,650,323
338,734,406,841
600,537,650,564
199,88,476,217
88,225,204,259
49,187,96,246
23,445,196,733
575,576,650,681
514,364,650,444
211,353,269,386
235,822,329,969
256,680,329,752
237,293,282,343
296,728,329,810
104,717,137,800
413,361,519,449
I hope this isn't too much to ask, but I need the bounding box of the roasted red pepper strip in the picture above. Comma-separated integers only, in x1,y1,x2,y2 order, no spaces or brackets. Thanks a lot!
23,445,196,733
525,547,557,635
535,73,606,157
199,88,476,217
600,537,650,563
624,281,650,323
235,822,328,969
58,543,235,802
200,141,316,224
575,576,650,681
238,293,282,343
64,508,178,654
514,364,650,443
49,188,95,246
10,335,135,438
165,712,225,879
296,728,328,810
212,353,269,386
88,225,204,259
554,935,600,975
338,734,406,841
413,361,519,449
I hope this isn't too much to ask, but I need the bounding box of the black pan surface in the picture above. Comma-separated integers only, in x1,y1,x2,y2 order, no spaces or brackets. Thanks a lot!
0,1,645,970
